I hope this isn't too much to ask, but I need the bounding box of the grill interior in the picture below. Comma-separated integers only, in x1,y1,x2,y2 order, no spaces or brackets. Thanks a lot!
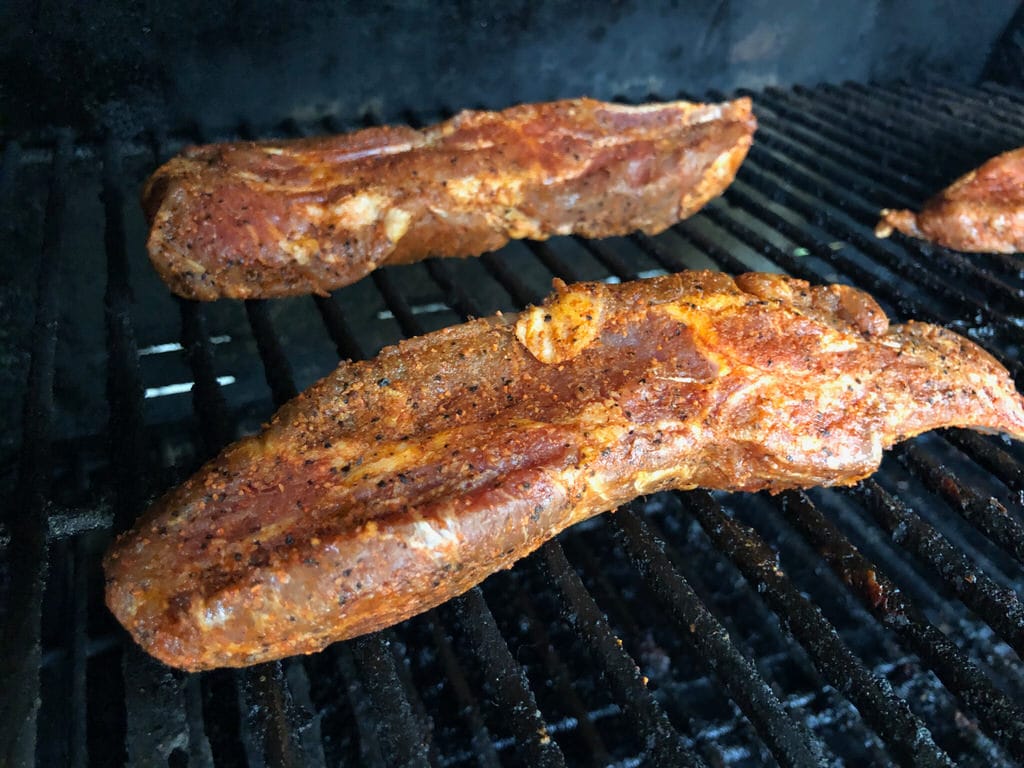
4,80,1024,767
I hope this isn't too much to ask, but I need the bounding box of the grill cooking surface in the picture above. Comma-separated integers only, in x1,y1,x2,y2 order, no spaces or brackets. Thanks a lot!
4,81,1024,767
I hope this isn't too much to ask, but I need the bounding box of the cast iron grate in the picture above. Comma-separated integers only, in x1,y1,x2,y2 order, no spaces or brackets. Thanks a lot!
3,80,1024,767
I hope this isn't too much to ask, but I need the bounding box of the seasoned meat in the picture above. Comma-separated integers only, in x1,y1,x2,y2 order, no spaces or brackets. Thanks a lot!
104,271,1024,670
142,98,756,299
876,147,1024,252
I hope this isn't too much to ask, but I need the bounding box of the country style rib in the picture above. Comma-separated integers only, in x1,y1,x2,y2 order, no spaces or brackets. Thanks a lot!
142,97,756,299
104,272,1024,670
876,147,1024,252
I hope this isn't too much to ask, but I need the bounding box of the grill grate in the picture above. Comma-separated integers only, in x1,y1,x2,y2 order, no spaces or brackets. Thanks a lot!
3,80,1024,767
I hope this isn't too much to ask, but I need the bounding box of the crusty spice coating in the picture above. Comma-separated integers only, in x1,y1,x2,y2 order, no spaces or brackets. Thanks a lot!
876,147,1024,252
142,98,756,299
104,271,1024,670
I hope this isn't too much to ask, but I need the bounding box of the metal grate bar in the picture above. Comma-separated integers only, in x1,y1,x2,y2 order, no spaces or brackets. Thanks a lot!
0,140,21,201
348,635,432,767
611,507,823,768
541,542,701,767
753,117,924,208
865,82,1019,151
948,83,1024,130
577,237,643,282
480,251,546,306
679,490,952,767
331,644,391,767
449,587,568,768
423,259,486,321
778,491,1024,760
941,429,1024,495
747,109,1024,314
178,299,236,454
104,136,201,767
848,480,1024,657
0,133,69,767
809,84,976,168
375,256,566,766
741,147,1024,341
102,137,147,532
754,87,937,179
527,240,589,283
373,269,426,339
895,443,1024,566
885,82,1024,143
68,537,89,768
977,81,1024,113
237,661,314,768
312,294,363,361
427,618,501,768
99,135,145,765
511,585,616,766
244,299,300,409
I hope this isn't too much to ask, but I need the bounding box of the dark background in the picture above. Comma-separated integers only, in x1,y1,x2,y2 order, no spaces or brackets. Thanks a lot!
2,0,1021,138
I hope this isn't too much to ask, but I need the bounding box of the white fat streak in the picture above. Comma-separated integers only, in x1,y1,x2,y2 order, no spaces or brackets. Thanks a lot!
331,192,389,227
655,375,702,384
407,516,461,552
384,207,412,243
278,237,317,264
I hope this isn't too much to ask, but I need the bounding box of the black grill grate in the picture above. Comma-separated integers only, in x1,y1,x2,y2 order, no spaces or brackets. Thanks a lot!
3,81,1024,767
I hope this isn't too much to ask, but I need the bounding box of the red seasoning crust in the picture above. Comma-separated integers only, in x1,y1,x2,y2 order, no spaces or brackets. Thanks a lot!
142,98,756,299
876,147,1024,252
104,271,1024,670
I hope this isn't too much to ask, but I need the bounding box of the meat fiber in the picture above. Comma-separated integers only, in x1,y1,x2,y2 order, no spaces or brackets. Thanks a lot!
876,147,1024,252
104,271,1024,670
142,98,756,299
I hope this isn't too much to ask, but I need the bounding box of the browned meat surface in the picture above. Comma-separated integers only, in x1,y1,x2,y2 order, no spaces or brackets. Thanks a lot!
104,271,1024,670
142,98,755,299
876,147,1024,252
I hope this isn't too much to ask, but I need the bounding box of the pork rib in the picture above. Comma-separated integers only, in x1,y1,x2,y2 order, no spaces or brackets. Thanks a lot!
876,147,1024,253
104,271,1024,670
142,98,756,299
